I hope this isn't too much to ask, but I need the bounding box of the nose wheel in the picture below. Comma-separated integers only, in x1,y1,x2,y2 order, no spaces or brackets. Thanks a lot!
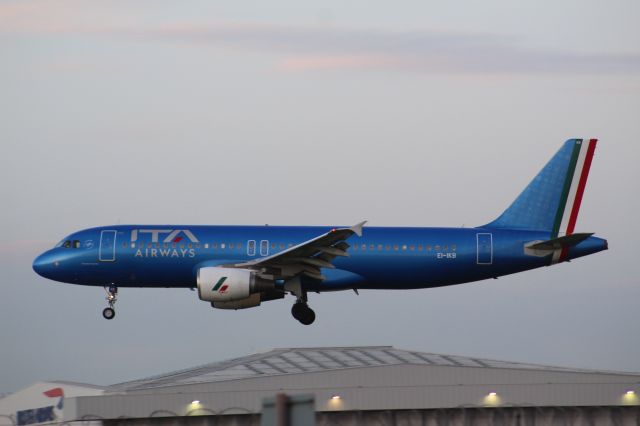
102,285,118,320
102,307,115,320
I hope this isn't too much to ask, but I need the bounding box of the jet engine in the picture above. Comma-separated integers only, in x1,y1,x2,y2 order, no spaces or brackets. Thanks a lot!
197,267,273,308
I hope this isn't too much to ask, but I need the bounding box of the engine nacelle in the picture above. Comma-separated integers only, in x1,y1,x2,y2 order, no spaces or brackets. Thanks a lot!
198,267,259,302
212,293,261,310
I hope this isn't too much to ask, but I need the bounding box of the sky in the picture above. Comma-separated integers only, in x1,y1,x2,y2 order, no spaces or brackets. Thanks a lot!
1,0,639,394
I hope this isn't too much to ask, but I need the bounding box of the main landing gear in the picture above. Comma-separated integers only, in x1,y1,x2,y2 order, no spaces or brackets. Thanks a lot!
291,301,316,325
102,285,117,320
285,278,316,325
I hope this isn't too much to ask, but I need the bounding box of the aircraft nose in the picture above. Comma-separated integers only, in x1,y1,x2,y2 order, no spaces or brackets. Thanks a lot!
33,251,58,279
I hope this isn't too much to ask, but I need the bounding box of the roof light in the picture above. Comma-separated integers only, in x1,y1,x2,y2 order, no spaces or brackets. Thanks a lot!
626,390,635,395
488,392,497,396
331,395,341,400
191,400,200,405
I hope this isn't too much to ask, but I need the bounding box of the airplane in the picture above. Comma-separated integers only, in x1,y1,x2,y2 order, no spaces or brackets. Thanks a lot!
33,138,607,325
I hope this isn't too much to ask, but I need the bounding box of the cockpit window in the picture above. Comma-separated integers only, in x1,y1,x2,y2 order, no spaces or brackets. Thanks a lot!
58,240,81,249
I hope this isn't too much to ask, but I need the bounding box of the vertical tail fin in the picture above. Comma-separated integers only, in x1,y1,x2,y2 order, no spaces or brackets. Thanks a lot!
485,138,598,237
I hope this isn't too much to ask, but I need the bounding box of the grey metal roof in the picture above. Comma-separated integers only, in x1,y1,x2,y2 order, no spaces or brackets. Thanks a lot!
44,380,109,390
110,346,619,392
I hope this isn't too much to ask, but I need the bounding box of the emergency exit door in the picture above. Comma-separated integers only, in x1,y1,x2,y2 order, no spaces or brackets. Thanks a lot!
476,233,493,265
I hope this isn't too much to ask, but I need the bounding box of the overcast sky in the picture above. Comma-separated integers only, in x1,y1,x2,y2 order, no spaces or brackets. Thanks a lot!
1,0,639,394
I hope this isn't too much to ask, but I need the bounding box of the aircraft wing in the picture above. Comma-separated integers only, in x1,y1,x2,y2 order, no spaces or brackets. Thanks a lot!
234,221,366,281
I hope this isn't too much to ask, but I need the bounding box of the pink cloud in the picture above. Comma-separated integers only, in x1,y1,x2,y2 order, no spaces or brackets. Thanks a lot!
279,55,398,72
0,0,78,33
2,2,638,75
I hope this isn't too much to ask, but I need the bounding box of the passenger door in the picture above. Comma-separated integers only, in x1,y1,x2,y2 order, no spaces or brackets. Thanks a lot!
99,230,117,262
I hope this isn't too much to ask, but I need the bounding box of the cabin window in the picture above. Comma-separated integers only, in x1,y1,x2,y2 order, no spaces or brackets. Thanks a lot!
229,243,235,249
393,244,399,251
418,244,423,251
402,244,407,251
385,244,390,251
378,244,383,251
221,243,226,249
260,240,269,256
73,240,80,248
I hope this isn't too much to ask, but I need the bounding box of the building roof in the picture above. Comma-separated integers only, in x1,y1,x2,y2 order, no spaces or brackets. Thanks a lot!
110,345,618,392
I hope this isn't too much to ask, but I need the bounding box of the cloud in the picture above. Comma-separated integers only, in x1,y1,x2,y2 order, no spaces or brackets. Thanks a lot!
0,0,98,34
121,23,640,75
279,55,396,72
2,1,639,75
0,240,54,255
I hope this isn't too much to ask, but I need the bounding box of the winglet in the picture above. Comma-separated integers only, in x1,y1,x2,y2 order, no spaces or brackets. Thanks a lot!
350,221,367,237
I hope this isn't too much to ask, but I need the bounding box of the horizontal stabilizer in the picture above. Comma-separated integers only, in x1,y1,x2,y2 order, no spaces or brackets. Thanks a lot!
526,233,593,251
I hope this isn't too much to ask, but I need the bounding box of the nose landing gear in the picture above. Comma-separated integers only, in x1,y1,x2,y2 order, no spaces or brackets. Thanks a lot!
102,285,117,320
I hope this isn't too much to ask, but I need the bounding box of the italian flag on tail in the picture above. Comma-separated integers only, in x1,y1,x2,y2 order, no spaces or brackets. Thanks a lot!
551,138,597,264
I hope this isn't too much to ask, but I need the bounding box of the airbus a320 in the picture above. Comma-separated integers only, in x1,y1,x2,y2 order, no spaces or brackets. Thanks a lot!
33,139,607,324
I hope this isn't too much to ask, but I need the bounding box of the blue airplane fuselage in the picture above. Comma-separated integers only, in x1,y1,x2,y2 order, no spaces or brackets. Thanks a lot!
33,225,607,291
31,139,608,324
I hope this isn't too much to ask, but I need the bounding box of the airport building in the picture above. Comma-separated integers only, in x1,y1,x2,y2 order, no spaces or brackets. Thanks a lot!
2,346,639,425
